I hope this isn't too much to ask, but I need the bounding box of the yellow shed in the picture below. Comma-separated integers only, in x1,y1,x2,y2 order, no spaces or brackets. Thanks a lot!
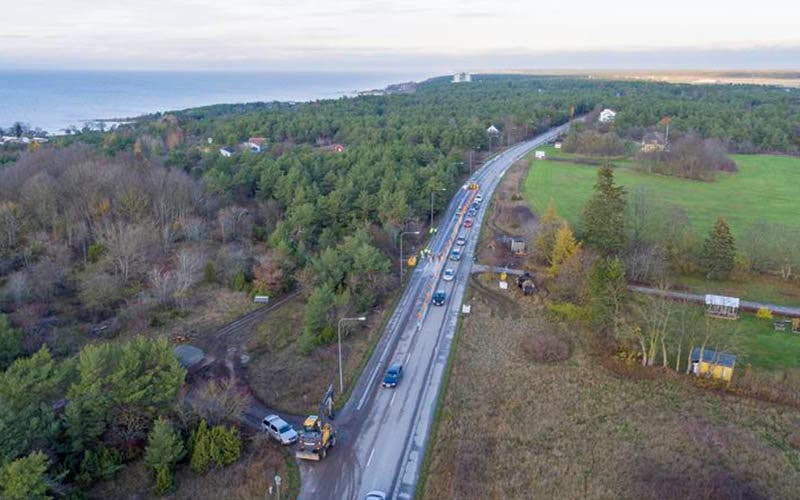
691,347,737,382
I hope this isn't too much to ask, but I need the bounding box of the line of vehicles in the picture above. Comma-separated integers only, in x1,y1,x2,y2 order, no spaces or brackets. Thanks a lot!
261,187,484,498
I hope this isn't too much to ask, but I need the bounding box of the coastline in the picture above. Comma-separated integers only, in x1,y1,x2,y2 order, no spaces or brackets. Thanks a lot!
0,70,430,135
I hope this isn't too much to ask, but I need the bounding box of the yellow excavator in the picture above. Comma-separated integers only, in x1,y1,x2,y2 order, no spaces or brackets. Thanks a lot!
296,385,337,461
296,414,336,461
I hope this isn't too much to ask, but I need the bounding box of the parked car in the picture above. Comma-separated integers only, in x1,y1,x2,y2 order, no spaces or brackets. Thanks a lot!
463,218,473,228
432,290,447,306
365,492,387,500
450,248,462,261
475,194,483,203
456,236,467,246
443,268,455,281
262,415,298,445
382,364,403,388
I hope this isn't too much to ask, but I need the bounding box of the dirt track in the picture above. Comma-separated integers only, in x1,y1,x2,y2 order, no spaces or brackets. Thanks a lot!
478,157,538,269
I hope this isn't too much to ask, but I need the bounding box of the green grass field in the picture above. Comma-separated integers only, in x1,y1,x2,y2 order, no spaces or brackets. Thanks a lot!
732,314,800,370
524,150,800,238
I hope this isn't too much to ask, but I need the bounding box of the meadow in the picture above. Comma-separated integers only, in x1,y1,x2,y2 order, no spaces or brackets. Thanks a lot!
524,151,800,238
421,275,800,499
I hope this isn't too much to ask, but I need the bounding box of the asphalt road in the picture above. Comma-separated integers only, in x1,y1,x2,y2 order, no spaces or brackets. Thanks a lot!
297,123,570,500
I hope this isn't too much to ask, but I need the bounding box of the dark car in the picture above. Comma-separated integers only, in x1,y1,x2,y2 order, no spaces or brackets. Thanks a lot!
456,236,467,246
382,364,403,388
432,290,446,306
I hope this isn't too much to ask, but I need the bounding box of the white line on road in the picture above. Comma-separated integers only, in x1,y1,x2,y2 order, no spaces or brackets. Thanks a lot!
357,365,382,410
367,448,375,468
390,392,396,407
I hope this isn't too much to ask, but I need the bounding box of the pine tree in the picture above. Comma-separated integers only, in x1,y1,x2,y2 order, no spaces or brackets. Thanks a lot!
0,314,22,370
190,420,241,473
209,425,241,467
0,451,51,500
189,420,212,474
701,217,736,280
580,166,626,255
549,222,580,276
144,418,185,495
589,257,627,333
533,198,561,264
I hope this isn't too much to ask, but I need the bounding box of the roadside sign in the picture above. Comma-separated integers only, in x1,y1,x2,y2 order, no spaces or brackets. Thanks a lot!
254,295,270,304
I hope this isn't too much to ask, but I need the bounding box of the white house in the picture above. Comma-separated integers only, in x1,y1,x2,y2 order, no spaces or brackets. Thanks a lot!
554,142,562,149
534,150,546,159
599,109,617,123
219,147,234,157
486,125,500,135
246,137,266,153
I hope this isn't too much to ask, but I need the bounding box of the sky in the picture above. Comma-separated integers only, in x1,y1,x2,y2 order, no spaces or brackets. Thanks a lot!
2,0,800,71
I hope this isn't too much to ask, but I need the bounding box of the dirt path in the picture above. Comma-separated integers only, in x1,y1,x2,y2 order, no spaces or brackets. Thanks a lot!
630,286,800,318
185,291,306,430
478,157,538,269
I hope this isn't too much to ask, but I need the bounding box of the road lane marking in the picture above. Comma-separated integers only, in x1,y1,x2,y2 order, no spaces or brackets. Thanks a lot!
357,365,382,410
367,448,375,467
390,392,396,407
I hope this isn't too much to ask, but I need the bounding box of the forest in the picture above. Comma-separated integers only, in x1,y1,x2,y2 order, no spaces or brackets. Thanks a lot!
2,75,800,496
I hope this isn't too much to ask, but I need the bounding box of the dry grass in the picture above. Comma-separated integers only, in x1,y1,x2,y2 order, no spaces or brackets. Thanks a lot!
422,278,800,499
243,295,392,414
521,332,570,363
89,434,297,500
478,158,538,269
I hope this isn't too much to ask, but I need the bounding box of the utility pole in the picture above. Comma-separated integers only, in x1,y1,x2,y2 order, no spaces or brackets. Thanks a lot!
337,316,366,394
399,230,420,283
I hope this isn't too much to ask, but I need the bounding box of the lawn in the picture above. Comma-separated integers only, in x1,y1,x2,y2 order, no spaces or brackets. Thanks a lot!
728,314,800,370
524,151,800,238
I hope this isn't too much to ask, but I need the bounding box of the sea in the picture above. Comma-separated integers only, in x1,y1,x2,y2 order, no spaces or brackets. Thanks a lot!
0,70,429,134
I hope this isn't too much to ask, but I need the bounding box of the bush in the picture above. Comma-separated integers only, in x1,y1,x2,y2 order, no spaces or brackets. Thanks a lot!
189,420,242,474
547,302,591,322
756,308,773,320
204,262,217,283
521,333,571,363
231,270,248,292
87,243,105,263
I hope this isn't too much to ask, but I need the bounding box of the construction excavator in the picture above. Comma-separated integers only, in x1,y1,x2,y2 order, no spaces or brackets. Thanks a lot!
296,385,337,461
295,414,336,461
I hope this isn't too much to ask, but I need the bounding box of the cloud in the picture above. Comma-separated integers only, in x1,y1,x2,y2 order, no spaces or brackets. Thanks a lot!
2,0,799,70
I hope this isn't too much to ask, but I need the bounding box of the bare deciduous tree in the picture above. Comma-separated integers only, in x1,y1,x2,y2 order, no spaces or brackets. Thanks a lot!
217,206,252,243
96,222,157,282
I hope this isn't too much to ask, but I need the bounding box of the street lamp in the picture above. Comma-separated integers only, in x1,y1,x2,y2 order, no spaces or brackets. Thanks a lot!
430,188,446,228
338,316,367,394
399,231,421,283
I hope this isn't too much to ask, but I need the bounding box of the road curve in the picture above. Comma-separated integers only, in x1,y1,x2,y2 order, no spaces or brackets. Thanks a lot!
298,124,570,500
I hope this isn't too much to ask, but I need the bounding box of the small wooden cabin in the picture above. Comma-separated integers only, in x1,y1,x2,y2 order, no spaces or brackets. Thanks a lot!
691,347,737,382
